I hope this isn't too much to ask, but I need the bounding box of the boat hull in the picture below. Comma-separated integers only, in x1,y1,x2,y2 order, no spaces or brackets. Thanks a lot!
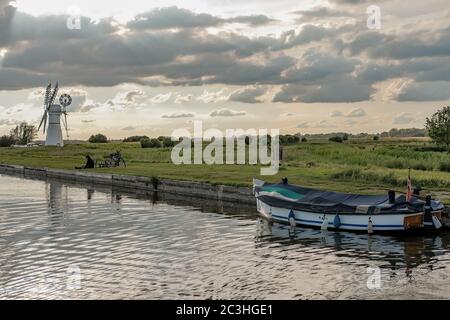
256,197,425,232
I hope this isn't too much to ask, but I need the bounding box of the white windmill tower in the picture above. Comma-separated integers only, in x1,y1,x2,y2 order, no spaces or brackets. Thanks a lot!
38,82,72,147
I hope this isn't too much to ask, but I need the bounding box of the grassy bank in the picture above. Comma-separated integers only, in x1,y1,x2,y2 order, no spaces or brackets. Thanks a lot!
1,138,450,203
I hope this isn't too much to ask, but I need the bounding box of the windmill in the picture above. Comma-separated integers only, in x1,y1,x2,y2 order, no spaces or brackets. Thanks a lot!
38,82,72,147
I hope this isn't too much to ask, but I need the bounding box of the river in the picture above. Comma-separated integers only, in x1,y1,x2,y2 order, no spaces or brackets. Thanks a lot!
0,174,449,299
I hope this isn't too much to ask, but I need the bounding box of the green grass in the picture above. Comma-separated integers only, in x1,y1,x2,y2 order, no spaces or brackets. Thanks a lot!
1,139,450,203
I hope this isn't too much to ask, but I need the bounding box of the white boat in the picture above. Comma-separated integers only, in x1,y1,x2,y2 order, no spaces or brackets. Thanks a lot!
253,179,445,233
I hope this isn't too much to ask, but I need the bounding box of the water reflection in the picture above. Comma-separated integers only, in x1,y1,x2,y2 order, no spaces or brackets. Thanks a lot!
0,173,449,299
256,219,449,270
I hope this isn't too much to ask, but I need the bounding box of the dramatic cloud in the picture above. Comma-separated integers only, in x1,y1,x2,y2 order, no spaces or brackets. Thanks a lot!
162,112,195,119
210,108,246,117
0,2,449,109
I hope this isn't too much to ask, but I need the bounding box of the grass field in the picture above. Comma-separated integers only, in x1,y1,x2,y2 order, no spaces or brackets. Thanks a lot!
1,138,450,203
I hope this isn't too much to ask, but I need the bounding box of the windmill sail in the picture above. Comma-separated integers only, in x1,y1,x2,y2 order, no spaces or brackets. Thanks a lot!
38,111,47,132
44,83,52,108
48,82,59,107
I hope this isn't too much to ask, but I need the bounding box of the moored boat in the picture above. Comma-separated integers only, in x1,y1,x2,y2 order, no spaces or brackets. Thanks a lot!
253,178,445,233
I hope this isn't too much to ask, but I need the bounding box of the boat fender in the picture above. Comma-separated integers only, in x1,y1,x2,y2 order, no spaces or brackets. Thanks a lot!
333,214,341,228
432,215,442,230
288,209,296,227
321,214,328,230
368,217,374,234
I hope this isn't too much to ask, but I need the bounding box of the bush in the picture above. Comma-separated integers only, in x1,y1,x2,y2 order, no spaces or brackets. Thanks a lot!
329,136,343,143
373,135,380,141
301,137,307,142
161,137,175,148
123,135,149,142
0,135,15,147
439,162,450,172
88,133,108,143
141,138,162,148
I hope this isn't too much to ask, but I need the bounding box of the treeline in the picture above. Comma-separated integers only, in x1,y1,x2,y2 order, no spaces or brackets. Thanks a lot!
300,128,427,140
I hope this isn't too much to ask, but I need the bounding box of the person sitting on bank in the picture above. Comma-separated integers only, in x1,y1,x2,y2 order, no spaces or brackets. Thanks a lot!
75,155,95,169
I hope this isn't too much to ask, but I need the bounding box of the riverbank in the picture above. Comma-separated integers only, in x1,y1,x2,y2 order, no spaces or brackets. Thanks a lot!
0,163,255,205
1,139,450,203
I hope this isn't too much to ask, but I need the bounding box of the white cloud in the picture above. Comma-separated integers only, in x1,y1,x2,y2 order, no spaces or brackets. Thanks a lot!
149,93,172,104
174,94,193,104
162,112,195,118
197,89,229,103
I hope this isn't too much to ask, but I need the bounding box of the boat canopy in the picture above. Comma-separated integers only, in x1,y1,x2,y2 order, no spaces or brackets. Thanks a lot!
254,182,443,214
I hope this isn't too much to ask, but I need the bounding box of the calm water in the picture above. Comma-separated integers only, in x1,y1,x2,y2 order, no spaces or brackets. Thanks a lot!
0,173,449,300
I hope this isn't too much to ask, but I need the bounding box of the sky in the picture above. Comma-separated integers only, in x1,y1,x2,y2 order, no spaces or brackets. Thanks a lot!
0,0,449,140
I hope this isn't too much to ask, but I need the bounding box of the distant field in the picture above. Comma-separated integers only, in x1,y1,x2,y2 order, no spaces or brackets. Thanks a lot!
1,138,450,203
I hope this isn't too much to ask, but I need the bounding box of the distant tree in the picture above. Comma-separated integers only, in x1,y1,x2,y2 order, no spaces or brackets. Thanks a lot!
301,137,307,142
426,106,450,150
329,136,343,143
123,135,149,142
88,133,108,143
141,138,162,148
342,133,349,141
9,122,37,145
373,135,380,141
161,137,175,148
0,135,15,147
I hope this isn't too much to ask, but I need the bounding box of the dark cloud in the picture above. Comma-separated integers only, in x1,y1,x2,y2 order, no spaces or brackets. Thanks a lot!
396,81,450,101
210,108,246,117
1,5,449,103
273,75,374,103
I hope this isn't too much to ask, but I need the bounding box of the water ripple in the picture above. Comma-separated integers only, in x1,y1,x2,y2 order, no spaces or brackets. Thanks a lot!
0,174,449,299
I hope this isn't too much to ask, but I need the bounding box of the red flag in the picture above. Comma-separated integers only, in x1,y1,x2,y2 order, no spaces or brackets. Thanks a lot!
406,169,413,202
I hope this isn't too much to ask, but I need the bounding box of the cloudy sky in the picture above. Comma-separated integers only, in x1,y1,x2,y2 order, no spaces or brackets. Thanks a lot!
0,0,449,139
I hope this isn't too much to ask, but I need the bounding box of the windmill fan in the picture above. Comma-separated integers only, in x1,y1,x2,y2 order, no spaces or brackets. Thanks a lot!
59,94,72,107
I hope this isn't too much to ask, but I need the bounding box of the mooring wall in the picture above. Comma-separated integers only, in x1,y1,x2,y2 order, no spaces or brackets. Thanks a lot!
0,164,255,205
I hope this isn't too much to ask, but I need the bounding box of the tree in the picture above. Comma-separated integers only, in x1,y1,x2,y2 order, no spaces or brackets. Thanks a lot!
329,136,343,143
426,106,450,150
88,133,108,143
373,135,380,141
0,135,15,147
141,138,162,148
123,135,149,142
9,122,37,145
